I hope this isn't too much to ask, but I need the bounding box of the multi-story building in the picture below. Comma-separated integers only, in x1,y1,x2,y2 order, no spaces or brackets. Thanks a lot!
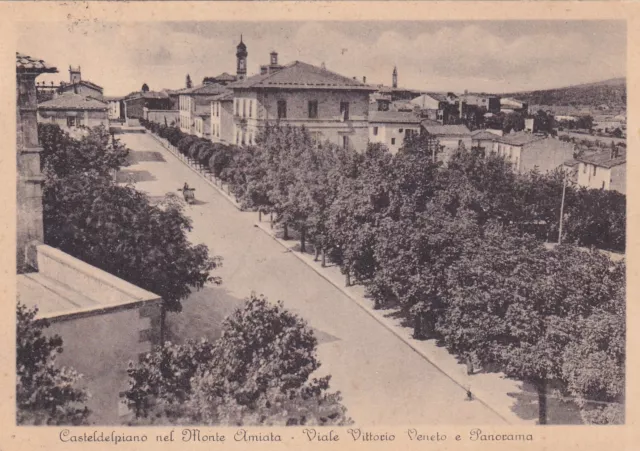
210,90,234,144
368,111,421,154
104,96,124,120
229,55,376,151
491,131,575,174
575,148,626,193
178,84,228,135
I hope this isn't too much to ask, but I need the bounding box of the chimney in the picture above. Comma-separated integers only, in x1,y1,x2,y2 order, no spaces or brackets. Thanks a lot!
260,65,268,75
321,62,326,70
270,51,278,66
363,76,367,83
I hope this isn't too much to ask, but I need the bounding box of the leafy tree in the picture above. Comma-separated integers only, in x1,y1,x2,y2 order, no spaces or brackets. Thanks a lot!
186,74,192,89
125,294,351,426
38,123,129,180
141,83,150,93
503,111,525,134
39,124,221,317
16,303,90,425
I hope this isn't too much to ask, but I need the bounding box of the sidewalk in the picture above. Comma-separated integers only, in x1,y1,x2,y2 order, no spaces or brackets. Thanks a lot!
253,220,535,426
146,132,242,210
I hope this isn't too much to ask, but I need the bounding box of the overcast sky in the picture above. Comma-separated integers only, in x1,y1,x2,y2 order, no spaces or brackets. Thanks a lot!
18,21,625,96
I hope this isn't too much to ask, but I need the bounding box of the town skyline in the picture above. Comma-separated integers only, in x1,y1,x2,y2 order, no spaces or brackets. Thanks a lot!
18,20,625,96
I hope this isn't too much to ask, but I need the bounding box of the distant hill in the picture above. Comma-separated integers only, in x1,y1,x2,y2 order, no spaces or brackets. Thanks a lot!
503,78,626,109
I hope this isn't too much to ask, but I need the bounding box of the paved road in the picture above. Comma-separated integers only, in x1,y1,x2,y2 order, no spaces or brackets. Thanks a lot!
118,133,506,426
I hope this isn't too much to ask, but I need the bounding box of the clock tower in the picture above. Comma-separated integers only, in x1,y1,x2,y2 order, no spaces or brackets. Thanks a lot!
236,35,248,81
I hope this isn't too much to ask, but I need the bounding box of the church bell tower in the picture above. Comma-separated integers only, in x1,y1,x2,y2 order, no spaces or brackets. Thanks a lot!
236,35,248,81
392,66,398,88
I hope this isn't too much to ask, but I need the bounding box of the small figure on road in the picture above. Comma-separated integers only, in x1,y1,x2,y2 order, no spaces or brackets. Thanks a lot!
465,352,474,376
183,182,190,192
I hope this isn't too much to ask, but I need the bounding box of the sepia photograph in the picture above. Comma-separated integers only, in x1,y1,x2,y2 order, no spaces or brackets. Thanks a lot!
12,10,628,438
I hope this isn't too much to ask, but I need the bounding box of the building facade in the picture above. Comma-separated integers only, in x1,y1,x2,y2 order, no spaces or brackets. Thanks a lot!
491,132,575,174
229,60,375,151
369,111,421,154
210,91,235,144
179,84,227,135
575,148,626,193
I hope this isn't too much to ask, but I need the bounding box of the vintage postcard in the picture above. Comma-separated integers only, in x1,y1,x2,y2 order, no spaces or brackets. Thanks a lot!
0,1,638,450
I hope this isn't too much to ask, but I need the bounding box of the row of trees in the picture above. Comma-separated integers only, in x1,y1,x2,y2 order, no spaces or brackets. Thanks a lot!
141,120,625,424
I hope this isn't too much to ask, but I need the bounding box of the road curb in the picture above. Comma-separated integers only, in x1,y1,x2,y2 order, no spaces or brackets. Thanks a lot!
145,132,242,211
253,220,518,425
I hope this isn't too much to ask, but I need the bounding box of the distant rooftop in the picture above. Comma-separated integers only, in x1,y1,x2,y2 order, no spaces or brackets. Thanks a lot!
471,129,501,141
38,93,108,111
369,110,421,124
16,52,58,74
182,84,230,96
575,149,626,168
422,123,471,136
496,131,546,146
231,61,377,91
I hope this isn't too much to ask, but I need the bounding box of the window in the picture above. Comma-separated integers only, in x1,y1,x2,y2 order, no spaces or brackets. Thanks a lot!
277,100,287,119
391,137,396,145
342,135,349,149
340,102,350,120
234,99,238,115
583,164,587,174
249,100,253,118
67,116,76,127
373,126,378,136
241,132,246,145
308,100,318,119
236,131,240,144
602,181,605,189
242,99,246,118
406,129,416,138
593,166,597,176
399,128,404,133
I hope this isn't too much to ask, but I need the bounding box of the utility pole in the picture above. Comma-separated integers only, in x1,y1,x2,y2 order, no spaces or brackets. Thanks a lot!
558,171,567,244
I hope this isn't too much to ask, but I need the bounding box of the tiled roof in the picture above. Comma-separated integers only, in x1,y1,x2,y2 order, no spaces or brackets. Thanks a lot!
38,93,108,110
103,96,124,101
127,90,169,100
212,72,236,82
369,111,421,124
421,123,471,136
424,92,451,102
61,80,103,93
471,130,501,141
575,149,626,168
496,131,546,146
231,61,376,91
182,84,229,95
16,52,58,74
210,90,234,102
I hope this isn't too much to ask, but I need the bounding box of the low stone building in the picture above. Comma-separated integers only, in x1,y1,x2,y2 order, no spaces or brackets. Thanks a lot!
38,93,109,137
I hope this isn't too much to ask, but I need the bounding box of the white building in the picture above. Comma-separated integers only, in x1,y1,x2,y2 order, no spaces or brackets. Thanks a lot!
575,148,626,193
368,111,421,153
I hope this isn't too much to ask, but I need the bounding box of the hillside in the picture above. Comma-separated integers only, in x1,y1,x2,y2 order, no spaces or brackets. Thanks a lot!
504,78,626,109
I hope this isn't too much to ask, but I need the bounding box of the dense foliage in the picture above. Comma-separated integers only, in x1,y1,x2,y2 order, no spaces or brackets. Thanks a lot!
16,303,90,425
140,119,625,424
125,294,351,426
38,123,221,313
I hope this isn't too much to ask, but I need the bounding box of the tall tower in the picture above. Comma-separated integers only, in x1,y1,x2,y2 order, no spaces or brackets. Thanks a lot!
392,66,398,88
69,65,81,84
236,35,248,81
